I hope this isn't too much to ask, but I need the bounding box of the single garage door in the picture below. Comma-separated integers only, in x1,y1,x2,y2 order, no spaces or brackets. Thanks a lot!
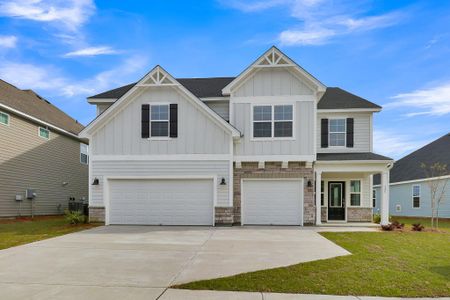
108,178,214,225
242,179,303,225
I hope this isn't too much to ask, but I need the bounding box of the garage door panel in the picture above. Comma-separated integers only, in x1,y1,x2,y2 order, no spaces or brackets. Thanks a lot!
109,179,213,225
243,179,303,225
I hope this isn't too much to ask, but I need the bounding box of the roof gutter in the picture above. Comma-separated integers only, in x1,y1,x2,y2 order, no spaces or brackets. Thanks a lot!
0,102,85,142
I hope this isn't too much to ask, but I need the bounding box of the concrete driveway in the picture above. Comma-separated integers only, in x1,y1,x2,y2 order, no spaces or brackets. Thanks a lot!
0,226,349,299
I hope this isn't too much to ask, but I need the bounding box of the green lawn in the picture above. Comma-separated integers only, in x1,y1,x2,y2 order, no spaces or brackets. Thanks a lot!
176,231,450,297
0,216,98,250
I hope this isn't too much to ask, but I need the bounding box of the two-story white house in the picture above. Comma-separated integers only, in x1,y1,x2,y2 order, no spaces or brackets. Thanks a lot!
80,47,393,226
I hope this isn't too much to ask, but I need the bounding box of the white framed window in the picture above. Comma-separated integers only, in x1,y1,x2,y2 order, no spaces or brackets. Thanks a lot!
350,180,361,206
0,111,9,126
412,185,420,208
372,189,376,208
150,104,169,138
38,127,50,139
329,119,346,147
80,143,88,165
252,104,293,139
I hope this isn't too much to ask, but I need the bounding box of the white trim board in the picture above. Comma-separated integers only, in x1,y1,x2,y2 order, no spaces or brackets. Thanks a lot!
90,154,232,161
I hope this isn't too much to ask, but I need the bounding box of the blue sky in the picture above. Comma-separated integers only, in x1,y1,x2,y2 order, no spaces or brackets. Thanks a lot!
0,0,449,159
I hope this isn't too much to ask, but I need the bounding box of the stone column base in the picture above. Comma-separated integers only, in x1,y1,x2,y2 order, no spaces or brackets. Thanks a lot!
89,207,105,223
215,207,234,225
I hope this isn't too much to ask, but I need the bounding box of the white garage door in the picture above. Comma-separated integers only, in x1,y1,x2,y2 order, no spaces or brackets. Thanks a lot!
242,179,303,225
108,178,213,225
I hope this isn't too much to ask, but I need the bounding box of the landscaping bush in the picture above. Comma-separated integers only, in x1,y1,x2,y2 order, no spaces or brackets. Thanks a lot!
391,220,405,229
373,213,381,224
64,210,86,225
381,224,395,231
412,223,425,231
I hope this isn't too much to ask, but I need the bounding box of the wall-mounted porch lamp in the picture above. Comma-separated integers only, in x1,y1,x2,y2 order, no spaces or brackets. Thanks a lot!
220,178,226,185
92,178,99,185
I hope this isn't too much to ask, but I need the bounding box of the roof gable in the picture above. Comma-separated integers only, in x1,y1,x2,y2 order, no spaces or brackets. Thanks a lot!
222,46,326,96
80,66,240,138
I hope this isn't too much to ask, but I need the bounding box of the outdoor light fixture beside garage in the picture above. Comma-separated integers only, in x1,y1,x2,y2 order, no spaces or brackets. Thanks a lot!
220,178,226,185
92,178,99,185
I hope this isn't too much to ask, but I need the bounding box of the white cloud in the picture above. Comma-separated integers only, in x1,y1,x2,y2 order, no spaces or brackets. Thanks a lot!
64,46,120,57
220,0,405,46
0,35,17,48
0,55,149,98
0,0,95,31
386,82,450,117
374,130,430,159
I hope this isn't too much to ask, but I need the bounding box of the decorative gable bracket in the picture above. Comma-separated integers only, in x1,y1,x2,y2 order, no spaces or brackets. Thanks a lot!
255,48,295,67
136,66,179,87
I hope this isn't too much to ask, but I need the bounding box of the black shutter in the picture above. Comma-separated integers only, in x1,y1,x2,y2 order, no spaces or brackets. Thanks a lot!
169,104,178,138
346,118,354,148
321,119,328,148
141,104,149,138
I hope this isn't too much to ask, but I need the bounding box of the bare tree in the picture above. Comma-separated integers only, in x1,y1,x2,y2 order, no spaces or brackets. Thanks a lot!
421,162,449,229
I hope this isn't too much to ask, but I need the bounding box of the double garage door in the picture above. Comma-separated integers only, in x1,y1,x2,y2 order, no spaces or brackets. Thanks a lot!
108,178,214,225
107,178,303,226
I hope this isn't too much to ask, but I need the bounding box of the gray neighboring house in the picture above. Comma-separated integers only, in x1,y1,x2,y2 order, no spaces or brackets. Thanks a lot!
80,46,393,226
374,133,450,218
0,79,89,217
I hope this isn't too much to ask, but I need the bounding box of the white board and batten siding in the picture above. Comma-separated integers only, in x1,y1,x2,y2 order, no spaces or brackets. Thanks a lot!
317,112,372,153
230,68,316,158
91,87,231,156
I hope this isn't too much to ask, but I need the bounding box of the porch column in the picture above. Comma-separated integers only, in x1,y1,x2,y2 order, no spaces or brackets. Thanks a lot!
380,170,390,225
315,170,322,225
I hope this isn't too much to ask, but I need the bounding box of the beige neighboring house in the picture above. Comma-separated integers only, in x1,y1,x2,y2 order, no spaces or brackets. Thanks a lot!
0,79,88,217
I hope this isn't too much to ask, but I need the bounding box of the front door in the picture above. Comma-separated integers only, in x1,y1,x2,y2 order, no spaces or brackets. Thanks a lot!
328,182,345,221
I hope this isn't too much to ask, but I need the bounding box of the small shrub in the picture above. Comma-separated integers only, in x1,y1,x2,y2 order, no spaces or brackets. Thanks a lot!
65,210,86,225
373,213,381,224
381,224,395,231
391,220,405,229
412,223,425,231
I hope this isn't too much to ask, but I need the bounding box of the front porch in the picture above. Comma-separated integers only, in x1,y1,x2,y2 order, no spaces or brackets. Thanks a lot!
315,153,393,226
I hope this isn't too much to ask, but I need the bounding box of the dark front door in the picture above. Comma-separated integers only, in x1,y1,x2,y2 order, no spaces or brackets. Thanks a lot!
328,182,345,221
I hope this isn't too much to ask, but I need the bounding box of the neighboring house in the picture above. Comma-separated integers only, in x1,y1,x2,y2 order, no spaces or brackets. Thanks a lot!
374,133,450,218
80,46,393,226
0,79,89,217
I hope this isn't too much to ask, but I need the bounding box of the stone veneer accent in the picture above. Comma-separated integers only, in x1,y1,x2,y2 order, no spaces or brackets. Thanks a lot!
215,207,234,225
89,207,105,223
233,162,315,225
347,207,373,222
321,207,327,222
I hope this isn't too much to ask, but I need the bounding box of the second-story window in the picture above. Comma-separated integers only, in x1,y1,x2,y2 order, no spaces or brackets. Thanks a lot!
329,119,346,146
0,111,9,126
253,105,293,139
150,104,169,137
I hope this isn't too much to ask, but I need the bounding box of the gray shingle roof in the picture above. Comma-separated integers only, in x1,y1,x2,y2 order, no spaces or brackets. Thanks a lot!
0,79,84,135
317,152,393,161
318,87,381,109
374,133,450,185
88,79,381,110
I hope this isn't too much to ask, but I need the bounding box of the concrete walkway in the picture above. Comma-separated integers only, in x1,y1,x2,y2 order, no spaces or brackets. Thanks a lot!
0,226,350,299
160,289,450,299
